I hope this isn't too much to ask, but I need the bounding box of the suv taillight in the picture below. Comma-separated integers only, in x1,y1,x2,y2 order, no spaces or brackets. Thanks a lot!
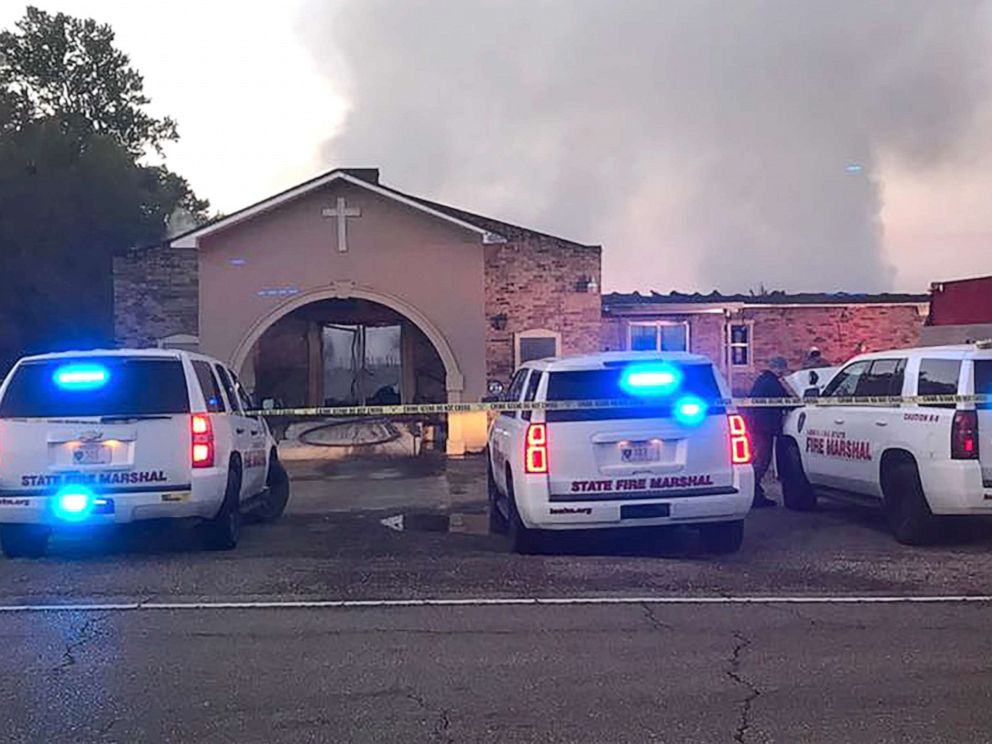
951,410,979,460
728,414,752,465
191,413,215,468
524,423,549,474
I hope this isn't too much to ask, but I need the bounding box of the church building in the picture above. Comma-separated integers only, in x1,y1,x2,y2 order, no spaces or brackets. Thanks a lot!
113,168,603,455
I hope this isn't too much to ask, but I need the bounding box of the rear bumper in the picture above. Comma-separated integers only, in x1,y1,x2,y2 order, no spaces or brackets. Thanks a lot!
516,466,754,530
0,472,227,525
918,461,992,515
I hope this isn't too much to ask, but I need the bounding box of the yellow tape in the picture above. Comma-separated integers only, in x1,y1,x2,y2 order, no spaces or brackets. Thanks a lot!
251,394,991,418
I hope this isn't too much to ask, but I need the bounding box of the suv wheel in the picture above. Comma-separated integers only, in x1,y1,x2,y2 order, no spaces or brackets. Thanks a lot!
256,454,290,523
487,458,508,535
778,438,817,511
699,520,744,555
883,459,939,546
0,524,50,558
203,463,242,551
506,473,540,554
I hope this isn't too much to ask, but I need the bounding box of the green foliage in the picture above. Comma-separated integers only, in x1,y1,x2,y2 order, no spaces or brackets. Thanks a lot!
0,6,177,155
0,6,210,368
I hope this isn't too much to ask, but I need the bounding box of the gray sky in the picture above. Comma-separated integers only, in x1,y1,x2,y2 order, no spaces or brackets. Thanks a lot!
5,1,992,293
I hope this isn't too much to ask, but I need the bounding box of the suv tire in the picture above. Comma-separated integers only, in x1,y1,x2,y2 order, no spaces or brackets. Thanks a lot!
883,459,939,546
778,438,817,511
487,458,508,535
203,463,242,551
699,520,744,555
0,524,50,558
256,455,290,523
506,473,540,554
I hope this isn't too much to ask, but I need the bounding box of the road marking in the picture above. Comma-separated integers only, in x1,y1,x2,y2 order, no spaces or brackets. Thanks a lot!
0,595,991,612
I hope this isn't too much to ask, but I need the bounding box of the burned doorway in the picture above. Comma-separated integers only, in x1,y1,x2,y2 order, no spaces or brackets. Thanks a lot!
247,298,447,409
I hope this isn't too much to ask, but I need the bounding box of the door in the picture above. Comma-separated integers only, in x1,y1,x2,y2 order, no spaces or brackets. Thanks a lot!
214,365,259,500
490,368,530,494
801,359,871,489
845,358,907,496
971,359,992,488
231,370,268,497
543,362,735,499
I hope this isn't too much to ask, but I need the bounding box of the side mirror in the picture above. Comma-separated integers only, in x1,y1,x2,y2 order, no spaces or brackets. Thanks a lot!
803,387,820,400
808,371,819,385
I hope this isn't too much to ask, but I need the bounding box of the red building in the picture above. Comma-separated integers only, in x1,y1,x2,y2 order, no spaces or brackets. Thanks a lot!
923,275,992,345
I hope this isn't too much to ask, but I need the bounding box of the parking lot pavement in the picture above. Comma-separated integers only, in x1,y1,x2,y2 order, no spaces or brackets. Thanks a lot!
0,454,990,606
2,601,992,743
3,455,992,743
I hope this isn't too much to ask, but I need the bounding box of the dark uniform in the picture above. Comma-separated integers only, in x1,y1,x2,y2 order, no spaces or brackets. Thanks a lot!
747,370,790,506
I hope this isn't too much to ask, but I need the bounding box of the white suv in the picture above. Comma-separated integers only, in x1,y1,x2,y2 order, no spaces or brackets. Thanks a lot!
779,344,992,544
487,352,755,554
0,349,291,557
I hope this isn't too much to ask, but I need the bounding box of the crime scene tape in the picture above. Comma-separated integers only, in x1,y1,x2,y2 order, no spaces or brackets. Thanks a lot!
251,394,991,418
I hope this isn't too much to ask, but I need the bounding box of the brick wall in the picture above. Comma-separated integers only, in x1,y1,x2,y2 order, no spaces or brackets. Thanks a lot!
602,303,927,395
485,238,602,382
113,244,198,347
730,304,926,393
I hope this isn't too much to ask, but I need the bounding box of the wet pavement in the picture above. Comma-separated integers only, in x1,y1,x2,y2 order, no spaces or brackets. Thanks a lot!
2,454,992,742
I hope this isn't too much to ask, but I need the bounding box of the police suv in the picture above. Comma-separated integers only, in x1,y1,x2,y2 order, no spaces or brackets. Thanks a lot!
778,343,992,544
487,352,755,554
0,349,291,557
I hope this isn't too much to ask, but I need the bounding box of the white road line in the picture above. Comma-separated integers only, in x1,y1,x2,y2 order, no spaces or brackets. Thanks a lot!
0,595,991,612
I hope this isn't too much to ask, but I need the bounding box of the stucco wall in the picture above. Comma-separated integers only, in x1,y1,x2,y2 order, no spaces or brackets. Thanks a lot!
197,181,488,400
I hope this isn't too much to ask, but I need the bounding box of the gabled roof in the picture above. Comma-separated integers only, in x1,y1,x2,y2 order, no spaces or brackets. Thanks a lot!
171,168,596,250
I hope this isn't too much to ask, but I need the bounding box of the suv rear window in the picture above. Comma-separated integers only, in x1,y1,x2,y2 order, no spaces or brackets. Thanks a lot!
545,363,723,422
0,357,190,418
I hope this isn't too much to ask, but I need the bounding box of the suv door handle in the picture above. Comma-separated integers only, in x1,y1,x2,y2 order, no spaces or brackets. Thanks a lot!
874,420,888,427
250,430,259,436
236,427,245,434
833,418,845,425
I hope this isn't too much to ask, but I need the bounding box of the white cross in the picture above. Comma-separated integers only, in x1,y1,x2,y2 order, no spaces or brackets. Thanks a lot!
321,197,362,253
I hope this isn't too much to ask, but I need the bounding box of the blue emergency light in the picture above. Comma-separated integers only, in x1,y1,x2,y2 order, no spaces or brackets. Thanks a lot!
53,363,109,391
53,486,96,522
619,363,682,397
673,395,707,427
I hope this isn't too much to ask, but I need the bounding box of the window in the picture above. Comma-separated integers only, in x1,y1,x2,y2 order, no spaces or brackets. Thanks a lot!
192,361,226,413
822,361,870,398
628,322,689,352
976,361,992,411
854,358,907,398
918,359,961,408
521,369,543,421
500,368,529,418
515,330,561,366
728,323,752,367
545,362,723,422
0,357,190,418
231,371,256,413
215,365,241,413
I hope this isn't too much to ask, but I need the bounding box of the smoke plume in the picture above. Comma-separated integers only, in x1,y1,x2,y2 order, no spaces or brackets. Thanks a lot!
301,0,992,292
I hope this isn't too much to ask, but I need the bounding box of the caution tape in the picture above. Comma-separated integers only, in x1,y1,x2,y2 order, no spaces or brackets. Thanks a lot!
251,394,991,418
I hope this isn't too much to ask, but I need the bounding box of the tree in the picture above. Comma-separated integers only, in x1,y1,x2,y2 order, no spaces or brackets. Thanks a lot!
0,7,209,369
0,6,177,156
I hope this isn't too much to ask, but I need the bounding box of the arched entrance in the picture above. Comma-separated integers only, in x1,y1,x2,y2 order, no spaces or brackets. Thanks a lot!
231,285,464,403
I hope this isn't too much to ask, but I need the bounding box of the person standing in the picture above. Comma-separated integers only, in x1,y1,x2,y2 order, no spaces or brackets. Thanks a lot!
747,356,791,508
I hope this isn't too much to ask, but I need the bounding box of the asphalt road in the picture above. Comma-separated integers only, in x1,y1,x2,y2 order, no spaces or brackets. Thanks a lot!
1,455,991,743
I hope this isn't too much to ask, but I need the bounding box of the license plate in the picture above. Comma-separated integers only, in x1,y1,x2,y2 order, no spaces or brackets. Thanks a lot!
620,442,661,463
72,444,111,465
